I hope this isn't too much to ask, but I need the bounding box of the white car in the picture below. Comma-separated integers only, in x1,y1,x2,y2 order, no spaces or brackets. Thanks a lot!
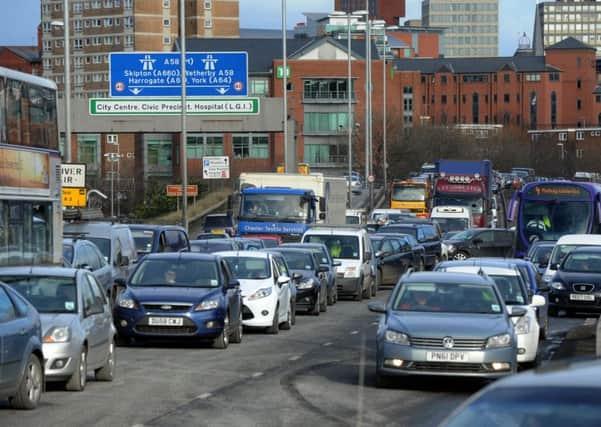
542,234,601,284
217,251,293,334
436,264,545,365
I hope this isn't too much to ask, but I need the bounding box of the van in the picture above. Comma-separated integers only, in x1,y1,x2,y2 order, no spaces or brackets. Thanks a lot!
345,209,367,225
63,221,137,293
128,224,190,259
302,227,374,301
542,234,601,283
430,206,472,239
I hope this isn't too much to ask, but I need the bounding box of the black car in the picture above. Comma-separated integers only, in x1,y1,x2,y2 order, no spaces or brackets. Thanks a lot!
549,246,601,315
377,232,427,271
526,241,555,275
369,235,415,285
129,225,190,259
203,213,236,237
264,247,329,315
444,228,514,261
378,223,442,269
280,242,339,305
190,239,240,254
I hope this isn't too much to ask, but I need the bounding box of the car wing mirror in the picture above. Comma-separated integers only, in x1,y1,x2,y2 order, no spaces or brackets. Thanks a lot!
292,272,303,280
531,294,546,307
332,261,341,267
227,280,240,289
367,301,386,313
509,306,528,317
277,276,290,286
318,265,329,273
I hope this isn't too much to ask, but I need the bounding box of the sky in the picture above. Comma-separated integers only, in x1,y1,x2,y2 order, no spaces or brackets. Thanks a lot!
2,0,536,56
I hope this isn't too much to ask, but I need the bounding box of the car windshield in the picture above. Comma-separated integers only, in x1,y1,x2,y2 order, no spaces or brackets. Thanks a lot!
370,239,384,251
132,230,155,254
522,200,591,242
191,242,235,253
562,253,601,273
531,245,553,265
62,244,74,265
2,276,78,314
449,229,480,241
222,256,270,280
130,259,220,287
435,196,484,214
391,186,425,201
346,215,360,224
444,387,601,427
205,216,233,228
240,194,310,221
393,282,502,314
278,252,314,271
379,226,417,239
304,235,360,260
432,218,470,233
488,275,527,305
86,237,110,261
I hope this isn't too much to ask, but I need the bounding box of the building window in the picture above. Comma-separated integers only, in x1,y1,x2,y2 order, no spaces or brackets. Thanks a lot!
163,37,171,46
503,74,510,83
462,94,466,104
145,137,173,175
551,91,557,128
103,0,113,7
104,18,113,27
550,72,560,81
303,112,349,133
576,149,584,159
92,0,101,8
204,18,212,29
453,94,457,104
124,16,134,28
125,0,133,9
125,35,134,47
598,113,601,126
250,79,269,96
472,93,479,124
503,113,510,125
186,135,224,159
303,79,352,101
440,75,447,85
530,91,537,129
304,144,347,165
163,0,170,7
462,74,488,83
596,95,601,103
431,95,435,105
232,134,269,159
577,57,581,68
577,79,581,89
516,94,520,103
576,131,584,141
525,73,541,82
163,19,170,27
577,98,582,110
74,39,83,49
42,22,51,33
441,95,447,105
204,0,212,9
77,135,100,172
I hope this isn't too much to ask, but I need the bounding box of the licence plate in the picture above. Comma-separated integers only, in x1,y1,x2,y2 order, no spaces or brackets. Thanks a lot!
569,294,595,302
426,351,470,363
211,229,225,234
148,317,184,326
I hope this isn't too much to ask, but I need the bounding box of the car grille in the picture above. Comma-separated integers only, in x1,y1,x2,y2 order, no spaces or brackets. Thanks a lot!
410,337,486,350
280,235,302,244
407,362,486,373
572,283,595,293
134,325,198,335
142,303,193,312
242,305,254,320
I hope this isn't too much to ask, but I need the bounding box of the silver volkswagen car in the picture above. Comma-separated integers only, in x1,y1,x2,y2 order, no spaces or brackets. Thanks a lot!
0,267,116,391
368,271,524,386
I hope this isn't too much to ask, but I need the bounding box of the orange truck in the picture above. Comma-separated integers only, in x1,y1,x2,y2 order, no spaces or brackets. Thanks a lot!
390,179,431,218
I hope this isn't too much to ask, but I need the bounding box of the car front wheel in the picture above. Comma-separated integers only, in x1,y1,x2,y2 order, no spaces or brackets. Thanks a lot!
10,354,43,409
95,338,115,381
213,314,230,349
66,347,87,391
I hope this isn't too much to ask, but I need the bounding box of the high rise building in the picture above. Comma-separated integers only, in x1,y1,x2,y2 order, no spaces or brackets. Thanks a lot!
334,0,406,26
40,0,239,98
533,0,601,57
422,0,498,57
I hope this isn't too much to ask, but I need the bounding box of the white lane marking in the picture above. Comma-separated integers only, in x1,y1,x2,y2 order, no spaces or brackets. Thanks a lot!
371,321,379,326
584,318,597,326
289,355,301,361
252,372,264,378
132,424,145,427
350,330,359,335
196,392,212,400
323,342,333,346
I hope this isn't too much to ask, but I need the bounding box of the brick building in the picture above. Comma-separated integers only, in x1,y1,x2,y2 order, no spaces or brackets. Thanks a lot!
40,0,239,99
0,46,42,75
335,0,406,26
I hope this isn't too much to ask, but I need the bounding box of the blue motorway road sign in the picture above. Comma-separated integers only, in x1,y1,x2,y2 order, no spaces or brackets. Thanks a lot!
110,52,248,97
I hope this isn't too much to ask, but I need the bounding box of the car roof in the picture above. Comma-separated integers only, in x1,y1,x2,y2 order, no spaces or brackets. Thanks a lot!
485,359,601,389
304,227,366,236
570,246,601,254
265,247,316,255
556,234,601,245
281,242,326,248
214,250,270,258
129,224,186,232
402,271,494,285
441,264,520,276
142,252,218,261
64,221,129,232
190,239,234,244
0,266,78,277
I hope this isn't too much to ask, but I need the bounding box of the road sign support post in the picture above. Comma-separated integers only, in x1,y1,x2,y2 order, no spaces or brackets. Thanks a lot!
180,0,188,233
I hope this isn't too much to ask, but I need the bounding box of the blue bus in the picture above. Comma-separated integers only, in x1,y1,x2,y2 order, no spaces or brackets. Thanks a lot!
508,181,601,257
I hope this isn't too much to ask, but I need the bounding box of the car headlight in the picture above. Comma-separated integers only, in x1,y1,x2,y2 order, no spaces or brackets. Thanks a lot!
194,299,220,311
384,330,410,346
514,316,531,335
344,266,360,278
447,244,455,253
551,282,565,290
117,296,137,309
486,333,512,348
44,326,71,343
297,278,315,289
248,287,273,300
542,274,552,283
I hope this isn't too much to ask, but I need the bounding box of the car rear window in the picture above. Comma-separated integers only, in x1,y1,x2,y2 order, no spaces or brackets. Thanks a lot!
205,216,233,227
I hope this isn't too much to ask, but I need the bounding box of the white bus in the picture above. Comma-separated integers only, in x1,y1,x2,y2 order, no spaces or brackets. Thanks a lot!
0,67,62,266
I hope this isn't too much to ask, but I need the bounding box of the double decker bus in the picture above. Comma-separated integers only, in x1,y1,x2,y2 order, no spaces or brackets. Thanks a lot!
507,180,601,257
0,67,62,266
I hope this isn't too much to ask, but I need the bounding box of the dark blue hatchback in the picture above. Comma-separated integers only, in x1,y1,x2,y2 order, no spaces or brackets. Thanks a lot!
113,253,242,349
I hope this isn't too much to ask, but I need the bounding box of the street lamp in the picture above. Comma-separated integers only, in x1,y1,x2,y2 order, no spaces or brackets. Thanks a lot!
179,0,189,232
282,0,289,172
51,6,71,163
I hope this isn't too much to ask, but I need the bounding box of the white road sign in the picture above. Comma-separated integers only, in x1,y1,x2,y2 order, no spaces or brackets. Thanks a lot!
61,163,87,188
203,156,230,179
89,98,259,115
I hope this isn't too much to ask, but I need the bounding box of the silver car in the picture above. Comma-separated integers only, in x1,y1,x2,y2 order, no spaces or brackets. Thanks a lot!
0,267,116,391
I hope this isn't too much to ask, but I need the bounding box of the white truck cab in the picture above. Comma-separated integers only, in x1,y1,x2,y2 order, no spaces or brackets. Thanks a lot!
430,206,472,238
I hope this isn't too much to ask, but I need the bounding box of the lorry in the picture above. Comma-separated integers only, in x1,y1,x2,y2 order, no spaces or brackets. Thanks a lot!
431,160,493,228
238,173,347,242
390,177,431,217
430,206,473,239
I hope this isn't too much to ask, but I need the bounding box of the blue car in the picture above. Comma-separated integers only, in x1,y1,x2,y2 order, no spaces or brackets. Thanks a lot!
113,253,243,349
0,283,43,409
129,225,190,260
368,271,521,386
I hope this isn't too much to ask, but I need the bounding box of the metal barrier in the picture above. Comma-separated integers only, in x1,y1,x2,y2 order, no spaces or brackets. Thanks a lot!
597,316,601,357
